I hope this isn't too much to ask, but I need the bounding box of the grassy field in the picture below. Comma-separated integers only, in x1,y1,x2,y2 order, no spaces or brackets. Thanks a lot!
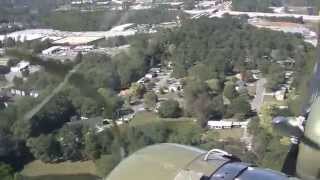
21,160,97,177
130,111,161,126
130,111,245,138
130,111,195,127
213,128,244,140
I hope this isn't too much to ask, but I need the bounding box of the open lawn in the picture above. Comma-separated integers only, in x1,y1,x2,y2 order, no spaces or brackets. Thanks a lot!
130,111,195,127
130,111,161,126
213,128,244,140
21,160,97,177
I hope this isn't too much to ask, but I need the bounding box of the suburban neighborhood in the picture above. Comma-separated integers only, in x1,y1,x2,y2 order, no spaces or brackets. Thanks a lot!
0,0,319,179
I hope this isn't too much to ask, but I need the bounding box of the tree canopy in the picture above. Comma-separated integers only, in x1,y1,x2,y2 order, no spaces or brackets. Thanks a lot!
158,99,181,118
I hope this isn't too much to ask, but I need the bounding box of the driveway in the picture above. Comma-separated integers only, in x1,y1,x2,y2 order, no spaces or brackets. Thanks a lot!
251,78,267,112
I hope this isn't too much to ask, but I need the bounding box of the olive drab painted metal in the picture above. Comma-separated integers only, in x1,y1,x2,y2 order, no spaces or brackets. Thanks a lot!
296,99,320,180
106,143,228,180
106,143,295,180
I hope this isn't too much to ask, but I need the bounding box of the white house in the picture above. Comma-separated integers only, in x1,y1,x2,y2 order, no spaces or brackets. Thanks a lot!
71,0,94,5
275,89,286,101
168,82,182,92
42,46,63,55
207,121,232,129
150,68,161,73
137,77,145,84
145,73,155,79
0,48,4,56
232,121,249,128
73,45,94,52
10,89,39,98
10,61,29,73
29,90,39,98
207,120,248,129
10,89,26,96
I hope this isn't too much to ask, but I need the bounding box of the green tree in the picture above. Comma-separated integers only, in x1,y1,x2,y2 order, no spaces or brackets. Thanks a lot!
98,129,115,155
12,77,23,89
193,94,214,127
84,131,100,160
0,163,13,180
98,88,123,119
248,116,260,135
129,83,146,99
184,80,210,102
266,64,285,90
144,92,158,110
95,154,118,177
188,63,212,81
58,124,85,161
158,99,181,118
230,96,251,120
26,134,61,162
224,82,238,100
4,38,15,47
206,78,221,93
6,58,20,67
168,124,202,145
30,39,52,54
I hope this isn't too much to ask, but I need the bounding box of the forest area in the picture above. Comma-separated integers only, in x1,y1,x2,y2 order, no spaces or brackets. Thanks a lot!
0,15,316,179
232,0,283,12
39,7,182,31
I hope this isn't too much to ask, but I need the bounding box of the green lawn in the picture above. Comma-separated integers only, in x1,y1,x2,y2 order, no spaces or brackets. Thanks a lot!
213,128,244,140
21,160,97,177
130,111,161,126
130,111,195,127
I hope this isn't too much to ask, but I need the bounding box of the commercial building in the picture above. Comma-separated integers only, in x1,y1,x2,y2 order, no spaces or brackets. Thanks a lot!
53,36,105,46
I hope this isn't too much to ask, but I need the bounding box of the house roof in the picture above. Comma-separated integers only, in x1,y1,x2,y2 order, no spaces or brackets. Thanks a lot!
207,121,233,127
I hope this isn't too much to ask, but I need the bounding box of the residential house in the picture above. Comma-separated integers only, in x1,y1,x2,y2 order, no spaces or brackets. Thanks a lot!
10,89,39,98
251,69,261,80
10,61,29,73
207,120,248,129
235,80,246,91
145,73,156,79
207,121,232,129
0,48,4,56
168,82,182,92
275,89,286,101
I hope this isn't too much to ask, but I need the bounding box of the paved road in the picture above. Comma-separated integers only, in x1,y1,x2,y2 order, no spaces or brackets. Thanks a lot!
251,78,267,112
130,100,145,113
241,119,253,151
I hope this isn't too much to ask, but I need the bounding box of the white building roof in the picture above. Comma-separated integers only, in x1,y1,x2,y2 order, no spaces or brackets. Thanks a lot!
207,121,233,127
0,25,139,44
53,36,105,45
10,61,30,73
73,45,95,50
110,23,135,31
42,46,63,55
